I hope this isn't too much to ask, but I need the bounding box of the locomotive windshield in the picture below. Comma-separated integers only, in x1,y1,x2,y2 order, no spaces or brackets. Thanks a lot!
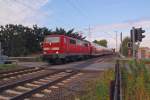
44,37,60,43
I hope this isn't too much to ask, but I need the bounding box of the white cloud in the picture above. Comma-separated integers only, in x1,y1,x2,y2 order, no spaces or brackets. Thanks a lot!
91,19,150,33
88,19,150,49
0,0,51,26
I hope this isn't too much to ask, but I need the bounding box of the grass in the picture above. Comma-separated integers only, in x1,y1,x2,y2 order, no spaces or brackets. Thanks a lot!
78,69,114,100
140,59,150,64
0,64,18,70
141,58,150,62
121,60,150,100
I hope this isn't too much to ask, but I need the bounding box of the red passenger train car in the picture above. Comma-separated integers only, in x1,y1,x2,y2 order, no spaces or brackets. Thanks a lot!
41,34,113,63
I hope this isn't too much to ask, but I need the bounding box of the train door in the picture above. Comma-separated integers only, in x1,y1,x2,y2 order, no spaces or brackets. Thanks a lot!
84,43,90,55
63,37,68,54
69,38,76,54
77,40,81,54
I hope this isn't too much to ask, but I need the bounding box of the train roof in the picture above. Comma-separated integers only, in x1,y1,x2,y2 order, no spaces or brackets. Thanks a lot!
45,34,90,43
91,42,112,50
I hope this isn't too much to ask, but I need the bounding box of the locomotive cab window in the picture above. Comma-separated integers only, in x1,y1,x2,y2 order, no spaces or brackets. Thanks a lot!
77,40,82,45
44,37,60,43
85,44,88,47
70,39,76,44
84,43,88,47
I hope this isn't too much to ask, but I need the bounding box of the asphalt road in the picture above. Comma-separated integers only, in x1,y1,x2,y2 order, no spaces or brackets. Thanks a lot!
18,55,117,71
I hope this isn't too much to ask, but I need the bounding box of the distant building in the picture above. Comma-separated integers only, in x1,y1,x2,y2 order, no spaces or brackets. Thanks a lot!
137,47,150,59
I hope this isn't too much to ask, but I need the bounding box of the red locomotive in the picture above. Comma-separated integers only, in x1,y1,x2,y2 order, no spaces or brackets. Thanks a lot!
41,34,113,64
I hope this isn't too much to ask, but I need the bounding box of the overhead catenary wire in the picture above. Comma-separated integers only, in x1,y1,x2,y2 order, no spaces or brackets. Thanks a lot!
65,0,88,19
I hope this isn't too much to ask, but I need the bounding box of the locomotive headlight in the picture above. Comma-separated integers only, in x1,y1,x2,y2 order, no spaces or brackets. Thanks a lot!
51,47,59,50
43,52,47,54
56,51,59,54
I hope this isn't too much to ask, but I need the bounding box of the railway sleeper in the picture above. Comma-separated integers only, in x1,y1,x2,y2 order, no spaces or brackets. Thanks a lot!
32,81,46,85
25,83,40,88
0,71,78,100
5,90,22,95
0,95,10,100
16,86,32,91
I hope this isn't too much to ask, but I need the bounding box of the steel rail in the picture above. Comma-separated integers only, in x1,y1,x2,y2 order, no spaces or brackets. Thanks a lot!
0,69,63,92
10,71,78,100
113,60,122,100
0,67,35,75
0,67,43,79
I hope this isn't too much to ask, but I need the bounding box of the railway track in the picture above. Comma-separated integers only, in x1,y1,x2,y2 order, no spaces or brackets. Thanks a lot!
0,69,78,100
111,60,122,100
0,67,45,81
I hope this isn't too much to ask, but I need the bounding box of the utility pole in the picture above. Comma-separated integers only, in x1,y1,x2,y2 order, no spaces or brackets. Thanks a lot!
88,25,92,42
132,27,136,59
115,31,118,52
120,32,123,55
0,42,1,56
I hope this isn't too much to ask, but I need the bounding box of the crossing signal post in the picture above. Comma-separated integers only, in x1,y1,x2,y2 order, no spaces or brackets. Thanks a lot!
130,27,145,59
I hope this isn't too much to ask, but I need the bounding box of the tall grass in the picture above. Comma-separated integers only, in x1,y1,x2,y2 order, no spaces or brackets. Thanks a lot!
79,69,114,100
121,60,150,100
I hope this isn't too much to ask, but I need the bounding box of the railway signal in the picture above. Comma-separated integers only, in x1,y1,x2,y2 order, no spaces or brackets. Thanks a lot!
130,27,145,42
137,28,145,42
127,42,132,48
130,27,146,59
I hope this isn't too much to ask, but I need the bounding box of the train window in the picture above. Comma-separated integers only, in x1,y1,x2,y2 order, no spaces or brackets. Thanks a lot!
64,38,67,44
77,40,82,45
70,39,76,44
44,37,60,43
84,43,88,47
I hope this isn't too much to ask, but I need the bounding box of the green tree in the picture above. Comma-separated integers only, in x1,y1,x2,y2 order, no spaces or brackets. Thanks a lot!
120,37,132,57
0,24,47,56
0,24,86,56
93,39,107,47
53,28,86,40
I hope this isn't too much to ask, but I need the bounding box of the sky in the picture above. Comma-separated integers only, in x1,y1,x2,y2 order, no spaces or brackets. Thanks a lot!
0,0,150,49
